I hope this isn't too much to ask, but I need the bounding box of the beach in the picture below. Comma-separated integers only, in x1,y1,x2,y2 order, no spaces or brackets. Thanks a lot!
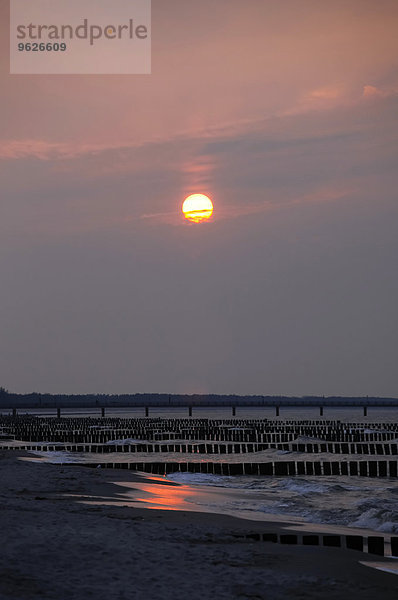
1,451,397,600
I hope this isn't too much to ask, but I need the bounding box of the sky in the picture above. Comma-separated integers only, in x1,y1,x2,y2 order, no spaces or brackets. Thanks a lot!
1,0,398,396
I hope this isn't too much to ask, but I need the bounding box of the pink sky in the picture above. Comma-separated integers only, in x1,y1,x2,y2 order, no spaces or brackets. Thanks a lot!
1,0,398,395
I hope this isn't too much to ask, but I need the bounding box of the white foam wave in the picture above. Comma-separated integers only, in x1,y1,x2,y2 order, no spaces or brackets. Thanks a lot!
167,473,398,534
31,451,77,463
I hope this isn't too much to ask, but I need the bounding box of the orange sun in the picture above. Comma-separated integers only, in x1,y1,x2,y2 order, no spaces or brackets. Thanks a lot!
182,194,214,223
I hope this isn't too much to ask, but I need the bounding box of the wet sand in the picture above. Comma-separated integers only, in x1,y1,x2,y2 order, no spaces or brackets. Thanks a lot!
0,451,397,600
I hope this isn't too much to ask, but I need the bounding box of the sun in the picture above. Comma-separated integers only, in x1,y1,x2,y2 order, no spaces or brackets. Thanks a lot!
182,194,214,223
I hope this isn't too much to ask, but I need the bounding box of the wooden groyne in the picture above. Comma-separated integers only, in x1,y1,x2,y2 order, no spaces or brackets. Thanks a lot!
1,415,397,443
238,531,398,558
2,441,398,457
73,459,398,477
2,416,398,478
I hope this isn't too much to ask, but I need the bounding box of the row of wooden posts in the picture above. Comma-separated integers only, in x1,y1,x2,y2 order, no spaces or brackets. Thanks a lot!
79,460,398,477
240,531,398,558
2,441,398,456
2,415,397,444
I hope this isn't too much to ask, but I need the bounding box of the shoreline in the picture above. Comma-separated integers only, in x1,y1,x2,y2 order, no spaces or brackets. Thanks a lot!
1,451,398,599
21,450,398,542
13,451,398,543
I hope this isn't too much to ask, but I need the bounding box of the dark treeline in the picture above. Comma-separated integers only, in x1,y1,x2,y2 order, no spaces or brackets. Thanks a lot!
0,387,397,407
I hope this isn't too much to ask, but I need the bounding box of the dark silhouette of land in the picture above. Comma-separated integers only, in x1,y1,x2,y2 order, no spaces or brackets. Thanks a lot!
0,388,397,409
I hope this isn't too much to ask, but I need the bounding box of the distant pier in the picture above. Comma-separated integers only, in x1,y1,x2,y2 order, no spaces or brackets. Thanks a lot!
2,392,398,419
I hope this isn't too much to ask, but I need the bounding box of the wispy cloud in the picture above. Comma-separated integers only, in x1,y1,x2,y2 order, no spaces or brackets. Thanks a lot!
363,84,398,98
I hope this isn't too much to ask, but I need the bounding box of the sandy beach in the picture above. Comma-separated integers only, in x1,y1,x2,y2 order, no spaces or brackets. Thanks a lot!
1,451,397,600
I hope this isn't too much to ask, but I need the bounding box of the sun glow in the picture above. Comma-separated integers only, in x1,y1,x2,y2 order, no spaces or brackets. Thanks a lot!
182,194,214,223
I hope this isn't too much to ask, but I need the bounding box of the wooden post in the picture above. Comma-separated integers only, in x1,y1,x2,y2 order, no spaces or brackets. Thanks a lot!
320,406,324,417
275,406,280,417
303,535,319,546
368,536,384,556
363,406,368,417
101,407,105,418
346,536,363,552
12,407,17,417
323,536,341,548
145,406,149,417
57,407,61,419
189,406,193,417
280,535,298,544
232,406,236,417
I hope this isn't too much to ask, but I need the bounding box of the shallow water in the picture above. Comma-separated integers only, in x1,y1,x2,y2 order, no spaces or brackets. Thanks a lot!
165,472,398,534
29,446,398,536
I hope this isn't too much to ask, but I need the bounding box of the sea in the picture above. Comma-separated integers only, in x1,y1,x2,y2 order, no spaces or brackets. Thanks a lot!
4,405,398,537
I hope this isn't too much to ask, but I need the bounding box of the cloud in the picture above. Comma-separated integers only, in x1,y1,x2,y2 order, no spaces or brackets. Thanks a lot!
1,71,397,244
309,86,344,100
362,84,398,98
0,138,154,161
1,0,398,153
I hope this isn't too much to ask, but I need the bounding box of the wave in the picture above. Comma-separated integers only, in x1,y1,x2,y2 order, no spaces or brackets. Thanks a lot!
167,472,398,533
26,452,398,534
31,450,76,463
167,472,228,486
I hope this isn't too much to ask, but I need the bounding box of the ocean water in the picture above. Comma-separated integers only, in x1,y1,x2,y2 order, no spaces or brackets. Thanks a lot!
165,472,398,534
6,406,398,422
7,405,397,537
27,447,398,536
